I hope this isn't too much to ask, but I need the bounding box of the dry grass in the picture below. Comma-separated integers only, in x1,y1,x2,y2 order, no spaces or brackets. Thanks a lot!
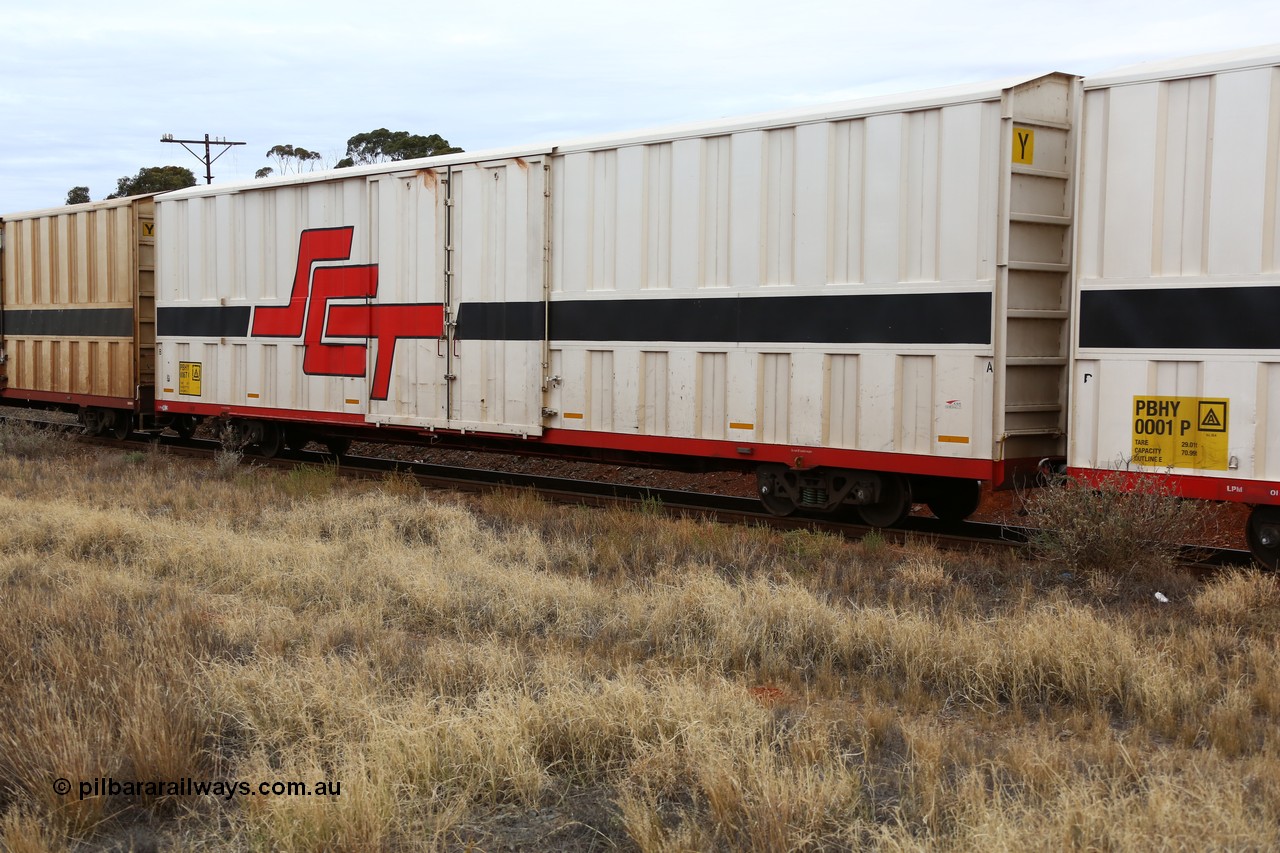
0,423,1276,850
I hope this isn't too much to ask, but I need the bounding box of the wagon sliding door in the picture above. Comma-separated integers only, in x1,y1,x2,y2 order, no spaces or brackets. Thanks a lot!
364,170,451,429
445,157,548,437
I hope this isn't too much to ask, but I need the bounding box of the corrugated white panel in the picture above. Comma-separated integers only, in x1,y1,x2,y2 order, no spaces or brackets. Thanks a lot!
666,350,696,437
367,170,448,423
1069,359,1100,467
640,351,668,434
1101,85,1160,280
671,138,703,291
614,147,646,292
551,97,1001,294
1261,363,1280,480
700,136,732,289
824,354,860,447
903,111,939,283
587,349,613,431
764,128,796,286
932,356,985,457
591,150,617,291
939,105,990,283
1207,69,1272,275
858,352,898,452
1071,359,1146,469
1072,54,1280,492
558,152,592,294
1205,361,1257,474
1154,75,1212,276
863,113,905,285
1268,68,1280,273
829,120,866,284
728,132,764,289
758,353,790,443
793,124,828,288
610,348,640,433
697,352,727,439
451,159,546,434
644,143,673,290
1083,64,1280,281
897,355,934,454
789,351,825,446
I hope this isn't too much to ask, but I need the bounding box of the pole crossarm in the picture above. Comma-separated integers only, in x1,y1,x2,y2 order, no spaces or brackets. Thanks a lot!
161,133,246,184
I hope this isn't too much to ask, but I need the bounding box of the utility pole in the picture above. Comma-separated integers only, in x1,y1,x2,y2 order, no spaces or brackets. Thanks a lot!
160,133,246,184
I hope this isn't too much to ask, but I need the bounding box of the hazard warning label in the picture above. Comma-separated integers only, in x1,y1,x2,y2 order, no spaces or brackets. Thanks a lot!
1131,396,1229,470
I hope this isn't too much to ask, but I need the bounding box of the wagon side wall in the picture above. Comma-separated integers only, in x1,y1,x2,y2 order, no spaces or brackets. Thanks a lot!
0,197,150,406
1070,54,1280,503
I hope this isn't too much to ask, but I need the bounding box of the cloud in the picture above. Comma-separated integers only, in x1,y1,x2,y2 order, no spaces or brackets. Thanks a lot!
2,1,1279,210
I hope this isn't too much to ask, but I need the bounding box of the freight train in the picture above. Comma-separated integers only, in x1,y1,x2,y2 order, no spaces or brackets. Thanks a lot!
2,45,1278,569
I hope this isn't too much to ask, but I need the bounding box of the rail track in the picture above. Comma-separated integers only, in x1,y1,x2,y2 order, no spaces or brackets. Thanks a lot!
26,414,1247,572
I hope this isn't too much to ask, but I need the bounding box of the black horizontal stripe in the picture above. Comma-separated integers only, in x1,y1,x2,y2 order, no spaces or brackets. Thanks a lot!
457,292,992,344
455,301,545,342
157,306,252,338
152,291,992,345
1080,286,1280,350
2,307,134,337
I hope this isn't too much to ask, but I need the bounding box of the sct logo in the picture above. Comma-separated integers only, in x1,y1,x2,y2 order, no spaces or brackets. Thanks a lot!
251,227,443,400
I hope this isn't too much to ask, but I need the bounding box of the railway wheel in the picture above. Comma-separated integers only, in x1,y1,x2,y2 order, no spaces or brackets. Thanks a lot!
926,479,982,522
252,423,283,458
170,414,198,439
1247,505,1280,571
757,465,797,516
857,474,912,527
323,437,351,458
759,487,797,517
283,427,310,451
108,411,131,440
79,409,104,436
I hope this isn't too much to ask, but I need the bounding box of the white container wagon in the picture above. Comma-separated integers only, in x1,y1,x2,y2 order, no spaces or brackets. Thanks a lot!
154,72,1078,524
1068,45,1280,567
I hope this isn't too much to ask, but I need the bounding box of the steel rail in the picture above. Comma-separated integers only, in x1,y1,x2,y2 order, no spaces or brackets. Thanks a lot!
1,412,1254,569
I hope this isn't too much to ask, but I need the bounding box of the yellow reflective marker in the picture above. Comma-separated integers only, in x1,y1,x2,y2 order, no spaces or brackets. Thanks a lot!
1012,127,1035,165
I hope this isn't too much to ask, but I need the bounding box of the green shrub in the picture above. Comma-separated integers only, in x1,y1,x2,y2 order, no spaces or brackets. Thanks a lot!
1022,473,1206,580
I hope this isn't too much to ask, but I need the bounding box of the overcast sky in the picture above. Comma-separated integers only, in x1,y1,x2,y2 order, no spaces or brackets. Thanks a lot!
3,1,1278,213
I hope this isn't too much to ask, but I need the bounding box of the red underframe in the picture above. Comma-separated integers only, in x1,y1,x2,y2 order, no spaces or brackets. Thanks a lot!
159,398,1006,481
0,389,135,409
1067,466,1280,507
